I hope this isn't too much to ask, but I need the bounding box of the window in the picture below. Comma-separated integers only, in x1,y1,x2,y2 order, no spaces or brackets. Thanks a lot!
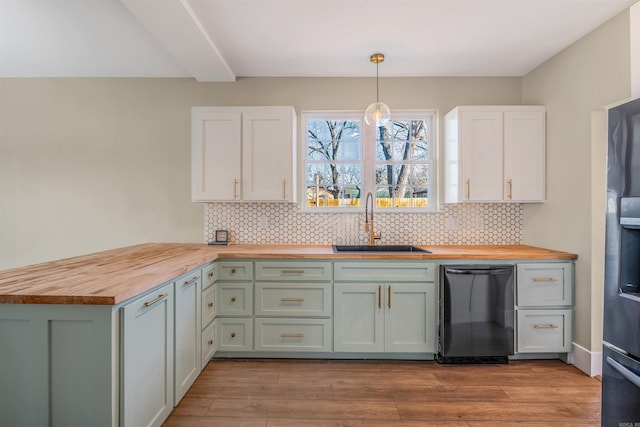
303,110,436,211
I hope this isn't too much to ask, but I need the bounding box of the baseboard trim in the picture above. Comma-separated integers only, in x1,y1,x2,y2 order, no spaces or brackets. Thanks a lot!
572,342,602,376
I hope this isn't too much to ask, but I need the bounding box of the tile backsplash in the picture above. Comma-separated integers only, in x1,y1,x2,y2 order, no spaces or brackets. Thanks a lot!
204,203,522,245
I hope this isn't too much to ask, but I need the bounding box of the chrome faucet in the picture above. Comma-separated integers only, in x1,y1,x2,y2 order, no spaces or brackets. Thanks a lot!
364,192,382,245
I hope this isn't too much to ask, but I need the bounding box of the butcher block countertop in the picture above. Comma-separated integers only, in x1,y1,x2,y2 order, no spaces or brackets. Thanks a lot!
0,243,577,305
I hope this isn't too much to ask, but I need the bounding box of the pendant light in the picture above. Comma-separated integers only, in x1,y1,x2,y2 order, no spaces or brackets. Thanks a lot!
364,53,391,126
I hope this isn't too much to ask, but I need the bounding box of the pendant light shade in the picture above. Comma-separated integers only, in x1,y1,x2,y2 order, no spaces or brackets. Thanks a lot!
364,53,391,126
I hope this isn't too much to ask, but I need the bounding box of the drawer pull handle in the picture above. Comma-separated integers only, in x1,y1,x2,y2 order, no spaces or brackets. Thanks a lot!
534,324,559,329
207,302,214,308
280,334,304,339
208,272,214,279
183,276,199,287
378,285,382,309
230,268,237,274
143,293,168,308
388,285,391,309
231,297,237,303
230,332,236,338
208,339,213,346
281,269,305,274
281,298,304,303
533,277,558,283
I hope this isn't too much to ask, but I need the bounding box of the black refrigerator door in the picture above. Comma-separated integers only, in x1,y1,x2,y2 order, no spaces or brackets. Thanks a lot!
602,345,640,426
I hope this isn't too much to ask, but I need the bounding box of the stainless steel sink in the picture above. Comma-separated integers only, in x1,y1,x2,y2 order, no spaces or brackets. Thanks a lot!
332,245,431,253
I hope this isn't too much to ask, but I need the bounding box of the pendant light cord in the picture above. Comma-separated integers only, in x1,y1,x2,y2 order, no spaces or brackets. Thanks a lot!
376,61,380,103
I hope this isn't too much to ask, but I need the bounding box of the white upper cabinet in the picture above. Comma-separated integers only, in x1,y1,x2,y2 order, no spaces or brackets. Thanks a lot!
503,110,546,201
191,109,241,201
444,106,545,203
191,106,297,202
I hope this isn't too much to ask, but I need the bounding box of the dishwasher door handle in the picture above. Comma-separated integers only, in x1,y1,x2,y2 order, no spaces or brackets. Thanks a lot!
446,268,512,275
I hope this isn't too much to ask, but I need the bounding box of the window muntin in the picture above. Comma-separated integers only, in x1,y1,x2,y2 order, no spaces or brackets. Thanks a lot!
303,111,435,211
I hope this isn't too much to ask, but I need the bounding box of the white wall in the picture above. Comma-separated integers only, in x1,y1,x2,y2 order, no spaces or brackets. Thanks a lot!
0,77,522,269
521,10,631,352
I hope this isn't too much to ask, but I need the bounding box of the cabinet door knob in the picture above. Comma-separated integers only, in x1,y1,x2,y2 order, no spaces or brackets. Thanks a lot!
231,297,236,303
208,272,214,279
230,332,236,338
208,302,214,308
208,339,214,346
231,268,237,274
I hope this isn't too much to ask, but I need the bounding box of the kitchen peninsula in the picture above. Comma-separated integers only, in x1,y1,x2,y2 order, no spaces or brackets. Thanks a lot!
0,243,577,427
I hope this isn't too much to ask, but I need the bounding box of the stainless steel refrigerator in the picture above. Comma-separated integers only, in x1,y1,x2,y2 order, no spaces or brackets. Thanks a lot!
602,97,640,425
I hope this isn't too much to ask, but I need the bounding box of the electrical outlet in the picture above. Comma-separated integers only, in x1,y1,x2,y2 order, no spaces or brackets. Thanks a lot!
445,217,460,230
259,216,268,229
475,216,484,229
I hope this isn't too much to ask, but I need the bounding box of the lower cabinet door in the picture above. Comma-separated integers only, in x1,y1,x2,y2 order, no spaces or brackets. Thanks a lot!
122,282,174,427
201,319,217,370
334,284,384,352
216,318,253,352
218,282,253,316
517,309,572,353
174,272,201,404
385,283,435,353
202,284,217,328
255,318,332,352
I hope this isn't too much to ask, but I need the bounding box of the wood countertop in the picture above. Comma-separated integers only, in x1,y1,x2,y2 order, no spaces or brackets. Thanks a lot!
0,243,577,305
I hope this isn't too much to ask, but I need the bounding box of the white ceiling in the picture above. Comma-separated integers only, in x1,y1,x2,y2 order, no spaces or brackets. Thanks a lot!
0,0,637,81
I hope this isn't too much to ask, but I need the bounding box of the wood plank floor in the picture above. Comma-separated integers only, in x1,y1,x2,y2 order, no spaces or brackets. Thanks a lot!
163,359,602,427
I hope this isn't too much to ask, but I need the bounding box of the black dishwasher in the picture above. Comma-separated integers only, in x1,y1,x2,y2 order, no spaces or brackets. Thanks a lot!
438,265,515,364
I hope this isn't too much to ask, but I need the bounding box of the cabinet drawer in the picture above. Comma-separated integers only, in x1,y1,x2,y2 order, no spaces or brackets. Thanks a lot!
218,261,253,281
517,263,572,306
217,318,253,352
202,263,217,291
201,319,217,370
202,284,217,329
334,262,436,282
255,261,332,281
517,309,572,353
254,318,332,352
255,283,331,317
218,282,253,316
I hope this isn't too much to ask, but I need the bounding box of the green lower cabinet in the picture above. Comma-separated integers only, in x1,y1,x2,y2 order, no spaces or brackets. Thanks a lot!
0,304,118,427
516,309,572,353
333,282,436,353
121,281,175,427
216,317,254,351
254,318,332,352
174,270,202,404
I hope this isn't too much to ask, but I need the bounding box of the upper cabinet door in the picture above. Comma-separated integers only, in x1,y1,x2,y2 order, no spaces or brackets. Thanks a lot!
460,110,504,202
444,106,546,204
503,109,546,202
242,107,296,201
191,106,296,202
191,108,242,201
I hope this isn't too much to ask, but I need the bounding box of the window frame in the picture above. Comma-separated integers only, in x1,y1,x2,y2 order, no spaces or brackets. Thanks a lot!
300,110,437,213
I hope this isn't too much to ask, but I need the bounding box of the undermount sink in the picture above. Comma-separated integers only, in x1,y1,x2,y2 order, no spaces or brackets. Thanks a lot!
332,245,431,253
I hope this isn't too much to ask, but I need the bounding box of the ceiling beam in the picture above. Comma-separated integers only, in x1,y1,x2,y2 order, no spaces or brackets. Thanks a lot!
120,0,235,82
